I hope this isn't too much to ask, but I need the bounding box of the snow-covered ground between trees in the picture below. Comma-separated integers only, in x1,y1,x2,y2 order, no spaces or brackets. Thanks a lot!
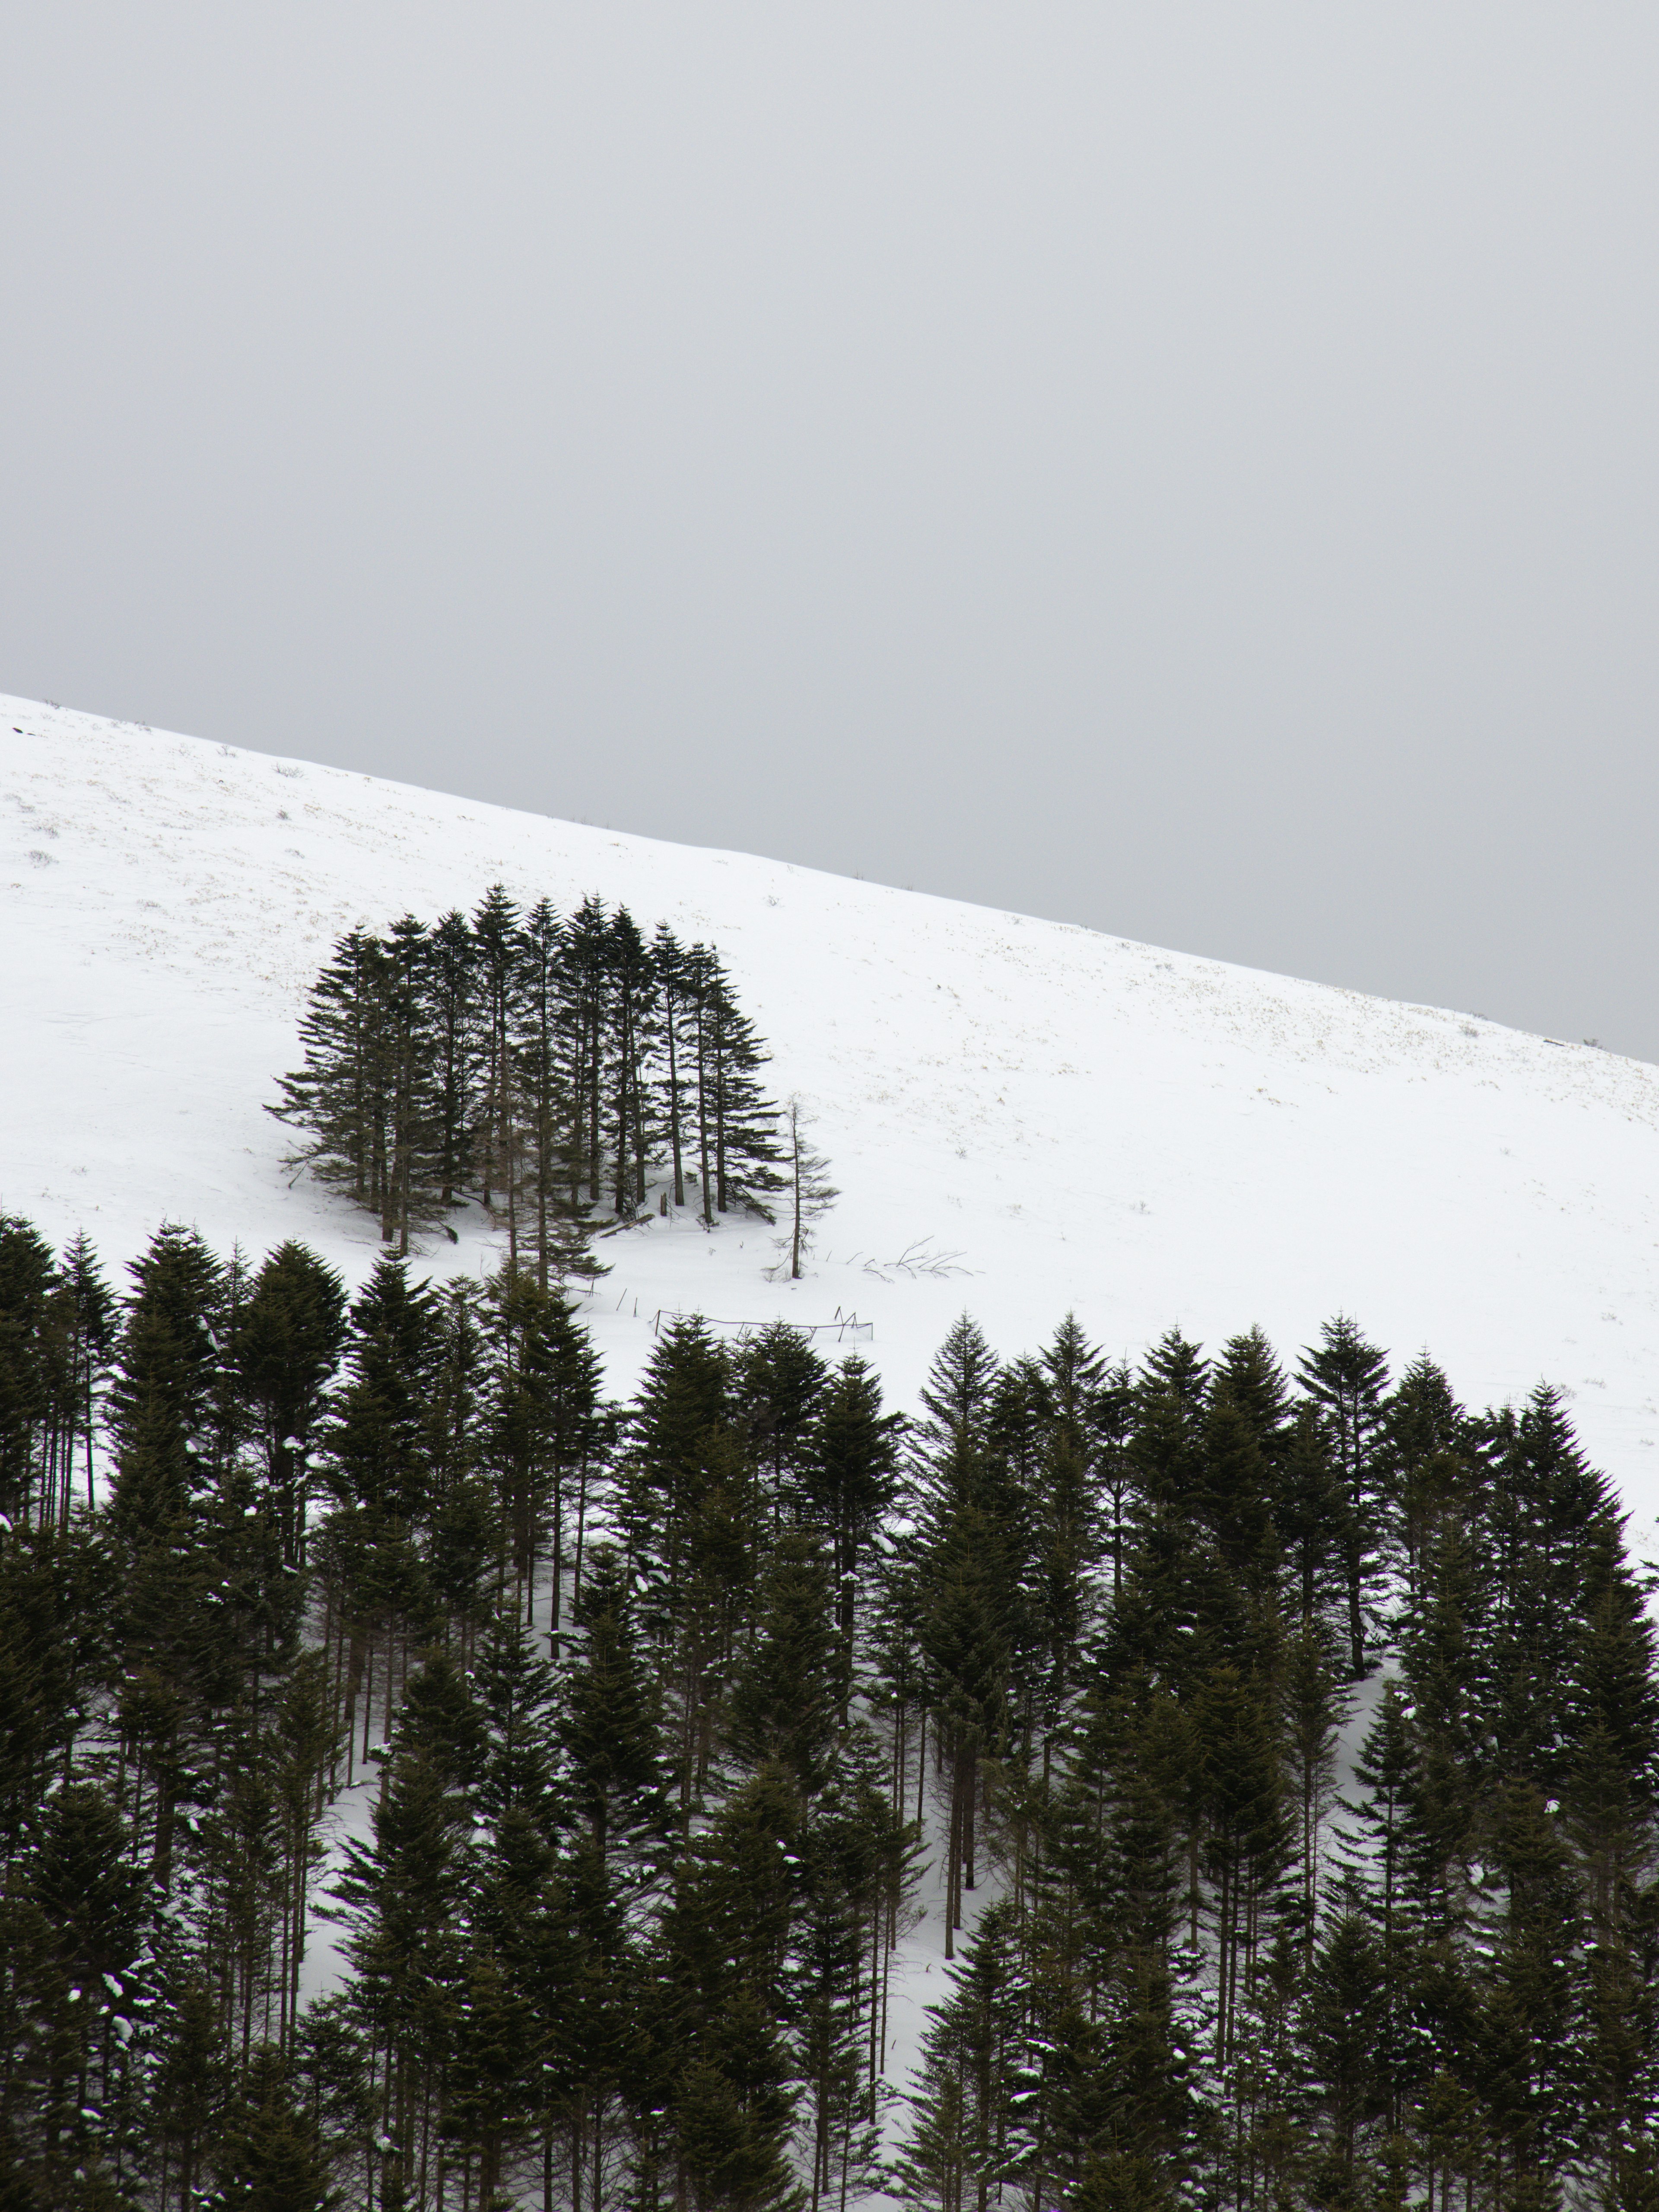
6,692,1659,2174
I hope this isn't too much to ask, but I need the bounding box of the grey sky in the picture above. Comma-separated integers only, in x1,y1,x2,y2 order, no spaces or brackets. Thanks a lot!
5,6,1658,1055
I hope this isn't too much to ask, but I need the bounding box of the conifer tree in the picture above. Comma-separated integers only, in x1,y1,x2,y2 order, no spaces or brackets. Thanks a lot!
775,1098,838,1281
920,1498,1012,1957
1129,1330,1210,1524
0,1217,57,1529
216,2042,337,2212
36,1231,116,1535
1011,1318,1106,1762
1299,1316,1389,1677
906,1315,998,1541
737,1322,830,1522
1284,1615,1349,1935
470,884,524,1233
1382,1354,1465,1611
426,906,480,1210
268,928,386,1217
107,1224,225,1548
10,1215,1659,2202
804,1356,901,1709
559,892,612,1212
652,923,694,1211
699,960,786,1222
233,1242,347,1569
558,1546,671,1882
895,1900,1026,2212
605,906,659,1219
1303,1910,1386,2188
728,1532,838,1796
483,1264,605,1630
514,896,601,1286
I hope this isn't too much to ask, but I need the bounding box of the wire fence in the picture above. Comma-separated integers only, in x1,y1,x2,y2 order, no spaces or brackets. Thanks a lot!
649,1307,874,1344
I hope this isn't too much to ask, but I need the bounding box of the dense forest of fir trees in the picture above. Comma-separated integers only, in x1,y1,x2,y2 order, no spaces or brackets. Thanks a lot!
4,1205,1659,2211
268,890,791,1271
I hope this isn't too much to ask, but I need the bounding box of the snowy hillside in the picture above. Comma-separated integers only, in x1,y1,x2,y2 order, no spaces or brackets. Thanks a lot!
6,690,1659,1551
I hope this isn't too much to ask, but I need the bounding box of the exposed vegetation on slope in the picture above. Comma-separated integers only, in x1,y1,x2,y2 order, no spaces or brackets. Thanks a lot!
2,1209,1656,2209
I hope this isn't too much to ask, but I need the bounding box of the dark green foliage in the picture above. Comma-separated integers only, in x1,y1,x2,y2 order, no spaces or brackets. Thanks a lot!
2,1217,1656,2207
0,1219,57,1525
107,1222,225,1547
1299,1315,1389,1676
559,1546,671,1875
727,1532,837,1794
271,892,799,1265
216,2044,338,2211
234,1243,347,1567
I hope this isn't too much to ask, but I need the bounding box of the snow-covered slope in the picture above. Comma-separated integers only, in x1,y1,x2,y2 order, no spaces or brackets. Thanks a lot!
7,693,1659,1548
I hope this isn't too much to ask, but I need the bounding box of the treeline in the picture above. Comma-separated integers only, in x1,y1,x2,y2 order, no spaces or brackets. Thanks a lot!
270,889,788,1269
2,1209,1657,2210
888,1319,1659,2211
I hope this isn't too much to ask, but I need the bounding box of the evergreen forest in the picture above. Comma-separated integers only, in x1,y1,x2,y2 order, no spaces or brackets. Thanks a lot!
269,890,790,1269
3,1208,1658,2212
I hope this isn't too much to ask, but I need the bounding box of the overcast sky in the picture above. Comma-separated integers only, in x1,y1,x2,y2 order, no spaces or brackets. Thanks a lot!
5,6,1658,1054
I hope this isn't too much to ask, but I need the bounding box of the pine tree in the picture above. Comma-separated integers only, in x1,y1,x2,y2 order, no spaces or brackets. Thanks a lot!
558,893,612,1213
727,1532,837,1796
1019,1317,1106,1758
906,1316,999,1540
268,928,385,1216
618,1316,734,1598
1567,1521,1659,1939
558,1546,671,1881
470,884,525,1236
483,1264,605,1630
1276,1402,1344,1631
216,2042,337,2212
233,1242,347,1569
270,925,448,1253
920,1497,1012,1958
652,924,694,1211
470,1609,563,1831
774,1099,838,1281
1303,1910,1386,2187
1480,1778,1583,2195
21,1782,148,2205
0,1217,57,1529
321,1259,440,1529
737,1322,830,1523
1284,1615,1349,1936
38,1232,116,1534
426,906,480,1210
1193,1664,1290,2071
332,1748,467,2204
514,896,603,1287
660,1766,801,2209
700,961,786,1222
378,913,448,1255
802,1355,900,1710
893,1900,1025,2212
1196,1374,1275,1582
0,1519,99,1858
1129,1331,1210,1524
605,905,659,1219
1382,1354,1465,1612
1333,1680,1421,2134
107,1223,225,1548
1298,1316,1389,1677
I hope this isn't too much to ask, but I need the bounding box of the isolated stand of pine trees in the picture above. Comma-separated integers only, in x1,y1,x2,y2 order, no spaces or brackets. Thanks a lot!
269,889,791,1269
3,1208,1659,2210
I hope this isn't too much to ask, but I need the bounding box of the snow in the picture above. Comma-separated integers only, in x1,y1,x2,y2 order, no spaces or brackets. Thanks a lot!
10,690,1659,2174
7,692,1659,1549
